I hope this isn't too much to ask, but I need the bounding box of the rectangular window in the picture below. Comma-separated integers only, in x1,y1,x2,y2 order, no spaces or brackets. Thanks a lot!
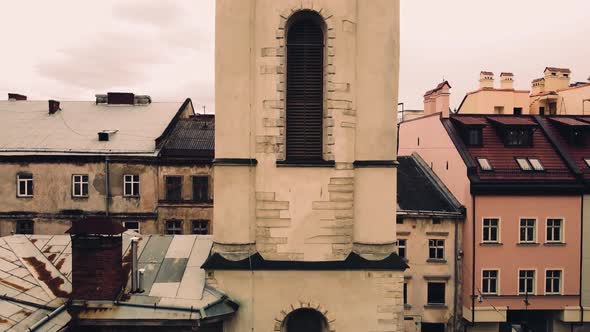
519,219,536,243
428,239,444,260
427,282,445,305
540,106,545,115
17,174,33,197
16,220,34,235
477,158,493,171
122,221,140,233
545,270,561,294
192,176,209,202
398,239,406,259
192,220,210,235
519,270,535,294
516,158,532,171
466,129,482,146
166,219,183,235
165,176,183,201
528,158,544,171
124,175,140,197
546,219,563,243
513,107,523,115
403,283,408,305
494,106,505,115
396,217,404,225
432,218,442,225
72,174,89,197
506,128,532,146
482,270,498,295
482,218,499,243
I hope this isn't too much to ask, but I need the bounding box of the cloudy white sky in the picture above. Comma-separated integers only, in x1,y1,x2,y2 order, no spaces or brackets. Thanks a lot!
0,1,589,111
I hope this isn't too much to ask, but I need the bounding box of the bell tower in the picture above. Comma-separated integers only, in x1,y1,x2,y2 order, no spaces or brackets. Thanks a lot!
209,1,405,330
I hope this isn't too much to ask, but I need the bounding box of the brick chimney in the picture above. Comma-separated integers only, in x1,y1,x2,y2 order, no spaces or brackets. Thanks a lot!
479,71,494,89
68,217,126,301
500,72,514,89
48,100,60,115
8,93,27,101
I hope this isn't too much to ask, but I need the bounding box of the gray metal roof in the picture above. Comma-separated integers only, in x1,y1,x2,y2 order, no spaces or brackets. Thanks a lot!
0,233,234,330
0,100,188,156
160,115,214,158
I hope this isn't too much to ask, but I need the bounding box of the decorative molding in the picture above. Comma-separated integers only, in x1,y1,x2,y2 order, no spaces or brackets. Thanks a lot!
212,158,258,166
353,160,399,168
273,303,334,332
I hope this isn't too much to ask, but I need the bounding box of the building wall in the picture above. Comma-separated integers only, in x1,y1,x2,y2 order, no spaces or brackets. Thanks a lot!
398,216,462,329
557,85,590,115
459,90,530,115
0,161,212,236
212,270,404,332
474,195,580,311
582,194,590,307
214,0,400,261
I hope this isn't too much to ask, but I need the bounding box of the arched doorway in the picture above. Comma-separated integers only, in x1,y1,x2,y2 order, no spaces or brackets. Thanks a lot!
283,308,328,332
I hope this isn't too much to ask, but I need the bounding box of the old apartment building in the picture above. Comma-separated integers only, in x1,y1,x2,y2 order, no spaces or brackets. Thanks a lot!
0,94,214,236
399,81,590,331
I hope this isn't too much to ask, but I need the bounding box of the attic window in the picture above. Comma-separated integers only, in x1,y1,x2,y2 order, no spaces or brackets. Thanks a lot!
477,158,493,171
506,128,533,146
516,158,544,171
571,129,586,146
585,159,590,168
465,128,482,146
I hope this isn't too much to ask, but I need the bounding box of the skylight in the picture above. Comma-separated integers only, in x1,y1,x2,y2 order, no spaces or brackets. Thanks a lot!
477,158,493,171
516,158,545,171
528,158,544,171
584,159,590,168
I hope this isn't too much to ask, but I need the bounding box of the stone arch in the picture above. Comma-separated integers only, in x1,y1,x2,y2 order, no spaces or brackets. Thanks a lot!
270,6,337,161
274,301,335,332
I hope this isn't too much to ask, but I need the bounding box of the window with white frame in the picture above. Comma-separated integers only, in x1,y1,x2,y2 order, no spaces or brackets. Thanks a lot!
519,219,536,243
122,221,140,233
72,174,89,197
482,270,498,295
482,218,499,243
545,270,561,294
124,175,140,197
546,219,563,243
428,239,444,260
398,239,407,259
518,270,535,294
17,174,33,197
191,220,210,235
477,158,493,171
166,219,183,235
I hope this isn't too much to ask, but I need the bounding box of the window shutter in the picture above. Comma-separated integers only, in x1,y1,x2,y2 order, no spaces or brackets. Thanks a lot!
286,14,324,161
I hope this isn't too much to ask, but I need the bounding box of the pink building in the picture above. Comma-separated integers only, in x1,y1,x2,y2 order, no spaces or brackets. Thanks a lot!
399,84,590,332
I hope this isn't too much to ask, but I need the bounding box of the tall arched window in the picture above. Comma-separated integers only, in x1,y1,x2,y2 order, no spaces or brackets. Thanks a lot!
284,309,327,332
286,11,325,161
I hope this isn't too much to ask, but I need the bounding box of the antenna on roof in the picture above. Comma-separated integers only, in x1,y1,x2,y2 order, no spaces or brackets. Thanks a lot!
202,105,206,115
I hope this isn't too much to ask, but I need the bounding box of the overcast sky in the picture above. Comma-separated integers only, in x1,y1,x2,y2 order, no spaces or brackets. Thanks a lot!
0,1,589,112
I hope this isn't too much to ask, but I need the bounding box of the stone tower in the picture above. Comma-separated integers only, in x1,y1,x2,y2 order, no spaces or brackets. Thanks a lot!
207,1,405,331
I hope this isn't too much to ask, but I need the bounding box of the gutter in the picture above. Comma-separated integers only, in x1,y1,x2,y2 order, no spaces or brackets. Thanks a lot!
471,194,476,326
396,210,464,219
0,294,58,311
28,303,68,331
453,219,459,330
105,156,110,216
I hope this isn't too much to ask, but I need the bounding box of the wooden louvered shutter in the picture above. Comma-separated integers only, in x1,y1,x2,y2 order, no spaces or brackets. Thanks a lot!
286,14,324,161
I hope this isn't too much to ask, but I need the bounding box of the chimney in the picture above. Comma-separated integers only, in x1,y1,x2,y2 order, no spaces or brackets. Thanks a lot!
500,72,514,89
423,81,451,118
48,100,60,115
107,92,135,105
68,217,126,301
479,71,494,89
8,93,27,101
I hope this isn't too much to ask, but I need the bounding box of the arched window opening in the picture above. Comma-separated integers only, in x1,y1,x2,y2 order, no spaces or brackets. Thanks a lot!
284,308,328,332
286,11,325,161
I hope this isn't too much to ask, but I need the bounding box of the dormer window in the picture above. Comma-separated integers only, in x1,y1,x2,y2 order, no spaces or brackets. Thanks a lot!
516,157,544,171
506,128,532,146
584,158,590,168
466,128,482,146
477,158,493,171
571,129,586,146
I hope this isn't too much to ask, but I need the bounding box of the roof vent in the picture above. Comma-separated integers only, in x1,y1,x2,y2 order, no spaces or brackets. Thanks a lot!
134,95,152,105
48,100,61,115
98,130,118,141
8,93,27,101
107,92,135,105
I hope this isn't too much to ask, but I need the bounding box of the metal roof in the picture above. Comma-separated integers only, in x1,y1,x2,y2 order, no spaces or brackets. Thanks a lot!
160,115,214,158
0,233,235,329
0,100,188,156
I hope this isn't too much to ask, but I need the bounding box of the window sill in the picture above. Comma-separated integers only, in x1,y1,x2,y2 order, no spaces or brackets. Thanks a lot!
16,196,33,199
158,200,213,205
544,242,565,246
276,160,335,167
517,242,540,246
480,242,503,246
427,258,447,264
71,196,89,200
424,304,447,309
123,195,141,199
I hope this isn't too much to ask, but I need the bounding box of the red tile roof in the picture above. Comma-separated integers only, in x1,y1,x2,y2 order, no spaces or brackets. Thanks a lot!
424,81,451,97
500,72,514,77
549,117,590,127
449,115,575,181
480,71,494,76
540,116,590,177
451,116,487,126
545,67,571,74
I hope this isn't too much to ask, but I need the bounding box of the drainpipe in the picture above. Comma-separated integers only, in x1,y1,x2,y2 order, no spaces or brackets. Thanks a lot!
105,156,110,216
471,194,476,327
27,303,67,331
581,194,585,325
454,219,459,330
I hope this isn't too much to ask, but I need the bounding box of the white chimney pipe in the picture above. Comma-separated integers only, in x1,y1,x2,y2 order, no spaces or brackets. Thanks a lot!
138,268,145,293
